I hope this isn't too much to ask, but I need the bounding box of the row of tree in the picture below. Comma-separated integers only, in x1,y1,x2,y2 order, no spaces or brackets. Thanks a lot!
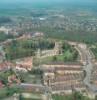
30,27,97,44
5,39,55,60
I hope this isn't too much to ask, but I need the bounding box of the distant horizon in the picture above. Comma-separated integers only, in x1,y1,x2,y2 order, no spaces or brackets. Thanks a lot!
0,0,97,3
0,0,97,6
0,0,97,10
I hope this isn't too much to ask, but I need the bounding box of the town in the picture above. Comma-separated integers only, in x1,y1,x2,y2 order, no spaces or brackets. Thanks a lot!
0,29,97,100
0,0,97,100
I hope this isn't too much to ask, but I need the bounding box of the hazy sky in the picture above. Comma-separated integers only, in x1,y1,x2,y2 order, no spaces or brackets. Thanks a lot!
0,0,97,6
0,0,96,3
0,0,96,10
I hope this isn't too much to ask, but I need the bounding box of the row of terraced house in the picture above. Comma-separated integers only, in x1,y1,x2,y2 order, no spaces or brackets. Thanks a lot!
41,62,86,94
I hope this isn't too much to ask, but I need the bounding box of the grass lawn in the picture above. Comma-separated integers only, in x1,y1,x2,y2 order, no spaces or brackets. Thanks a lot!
35,50,77,65
52,94,72,100
0,85,20,99
17,71,42,84
24,74,42,84
52,94,92,100
21,93,44,100
0,87,8,99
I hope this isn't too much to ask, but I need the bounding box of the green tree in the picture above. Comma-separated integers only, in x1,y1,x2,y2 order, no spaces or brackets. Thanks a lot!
53,56,57,62
95,95,97,100
72,92,83,100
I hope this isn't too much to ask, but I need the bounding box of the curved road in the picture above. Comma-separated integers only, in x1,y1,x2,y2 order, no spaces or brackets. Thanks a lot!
76,44,97,93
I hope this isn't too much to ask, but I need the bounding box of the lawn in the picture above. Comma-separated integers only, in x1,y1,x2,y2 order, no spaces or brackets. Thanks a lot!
20,93,44,100
0,87,8,99
0,85,20,99
52,93,92,100
17,71,42,84
52,94,72,100
33,41,79,65
35,50,78,65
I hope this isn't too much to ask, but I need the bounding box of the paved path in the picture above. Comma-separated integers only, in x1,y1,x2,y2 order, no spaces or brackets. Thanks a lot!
37,42,60,58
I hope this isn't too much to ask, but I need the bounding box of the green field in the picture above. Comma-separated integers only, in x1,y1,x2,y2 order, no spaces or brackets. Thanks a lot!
52,95,72,100
20,93,43,100
33,42,79,65
38,51,78,65
52,93,92,100
0,32,14,42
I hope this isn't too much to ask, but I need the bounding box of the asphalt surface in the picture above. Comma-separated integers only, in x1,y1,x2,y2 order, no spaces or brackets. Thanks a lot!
77,44,97,93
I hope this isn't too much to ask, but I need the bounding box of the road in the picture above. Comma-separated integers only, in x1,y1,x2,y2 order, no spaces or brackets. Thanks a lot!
36,42,60,58
76,44,97,93
18,83,52,100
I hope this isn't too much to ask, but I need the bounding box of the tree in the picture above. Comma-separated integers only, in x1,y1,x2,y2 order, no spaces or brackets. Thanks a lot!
53,56,57,62
19,94,23,100
95,95,97,100
72,92,83,100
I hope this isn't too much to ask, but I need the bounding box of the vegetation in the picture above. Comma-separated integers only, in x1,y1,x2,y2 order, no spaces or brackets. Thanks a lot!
52,92,91,100
0,32,14,42
19,93,43,100
34,42,79,65
91,45,97,59
30,27,97,44
0,70,40,99
0,17,12,24
0,69,15,86
62,42,78,61
29,69,43,76
0,86,20,99
4,38,55,60
17,69,43,84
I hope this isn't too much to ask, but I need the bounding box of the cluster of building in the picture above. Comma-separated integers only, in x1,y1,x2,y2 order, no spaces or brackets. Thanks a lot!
41,62,86,94
0,61,13,71
0,57,33,89
0,57,33,72
91,62,97,86
18,83,49,100
2,9,97,40
15,57,33,72
15,12,97,33
20,32,44,40
0,26,19,36
0,62,21,88
0,26,11,34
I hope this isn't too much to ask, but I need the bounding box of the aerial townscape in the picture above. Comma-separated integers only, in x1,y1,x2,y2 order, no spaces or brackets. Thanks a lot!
1,0,97,100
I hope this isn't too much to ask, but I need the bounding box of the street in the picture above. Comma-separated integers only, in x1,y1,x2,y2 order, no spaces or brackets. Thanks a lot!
77,43,97,93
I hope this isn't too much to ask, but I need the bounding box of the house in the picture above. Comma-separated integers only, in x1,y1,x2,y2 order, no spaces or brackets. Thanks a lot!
0,61,14,71
33,32,44,37
8,74,20,85
41,62,85,94
0,26,11,34
42,62,83,75
15,57,33,71
51,82,85,94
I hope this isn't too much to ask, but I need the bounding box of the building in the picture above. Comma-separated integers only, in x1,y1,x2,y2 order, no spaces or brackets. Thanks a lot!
41,62,85,94
0,26,11,34
15,57,33,71
0,61,14,71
